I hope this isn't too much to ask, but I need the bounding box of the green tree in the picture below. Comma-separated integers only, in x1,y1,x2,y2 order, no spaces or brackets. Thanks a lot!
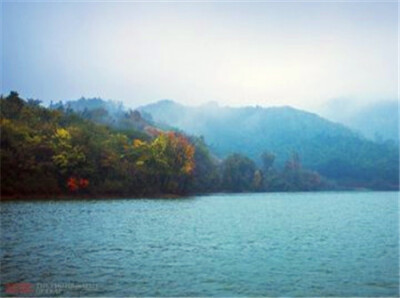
221,153,257,192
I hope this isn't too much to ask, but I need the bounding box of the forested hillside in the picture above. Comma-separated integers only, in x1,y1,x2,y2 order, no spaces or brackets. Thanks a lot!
1,93,195,196
139,100,399,190
1,92,332,198
50,97,160,133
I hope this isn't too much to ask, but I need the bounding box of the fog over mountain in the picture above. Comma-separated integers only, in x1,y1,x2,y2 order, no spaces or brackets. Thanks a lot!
137,99,398,188
319,99,398,143
44,97,398,189
49,97,159,137
139,100,353,161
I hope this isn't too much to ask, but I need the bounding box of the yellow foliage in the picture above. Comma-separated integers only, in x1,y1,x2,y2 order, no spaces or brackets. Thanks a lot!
0,118,11,126
133,139,146,148
55,128,71,140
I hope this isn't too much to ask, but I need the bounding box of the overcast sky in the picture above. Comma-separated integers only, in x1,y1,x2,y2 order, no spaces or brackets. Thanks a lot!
1,1,398,111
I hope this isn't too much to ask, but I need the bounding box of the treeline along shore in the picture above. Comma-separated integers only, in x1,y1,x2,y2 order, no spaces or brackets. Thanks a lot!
0,92,398,199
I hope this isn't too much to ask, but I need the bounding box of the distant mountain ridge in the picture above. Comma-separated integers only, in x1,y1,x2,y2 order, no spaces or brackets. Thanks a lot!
138,100,360,162
139,100,398,188
320,99,399,143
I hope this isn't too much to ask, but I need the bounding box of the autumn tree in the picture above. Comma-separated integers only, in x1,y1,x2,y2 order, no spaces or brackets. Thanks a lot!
134,132,195,194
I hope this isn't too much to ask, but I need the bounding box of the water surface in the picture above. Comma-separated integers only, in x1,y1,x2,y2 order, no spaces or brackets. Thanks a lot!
1,192,398,296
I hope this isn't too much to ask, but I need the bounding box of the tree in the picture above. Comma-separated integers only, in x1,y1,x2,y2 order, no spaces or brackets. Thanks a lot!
261,151,275,172
189,136,220,193
134,132,195,194
221,153,256,192
282,152,324,191
0,91,24,119
252,170,263,191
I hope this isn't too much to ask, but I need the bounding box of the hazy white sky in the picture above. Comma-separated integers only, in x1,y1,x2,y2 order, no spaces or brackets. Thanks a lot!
1,1,398,111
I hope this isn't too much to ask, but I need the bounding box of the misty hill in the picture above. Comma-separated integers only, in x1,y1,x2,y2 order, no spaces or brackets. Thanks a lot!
50,97,161,137
138,100,359,163
139,100,399,189
320,100,399,143
1,91,343,196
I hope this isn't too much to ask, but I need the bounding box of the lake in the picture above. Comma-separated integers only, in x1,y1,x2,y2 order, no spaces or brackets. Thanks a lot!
1,192,398,296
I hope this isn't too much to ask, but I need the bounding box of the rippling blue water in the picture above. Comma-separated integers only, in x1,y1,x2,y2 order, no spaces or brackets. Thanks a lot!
1,192,398,296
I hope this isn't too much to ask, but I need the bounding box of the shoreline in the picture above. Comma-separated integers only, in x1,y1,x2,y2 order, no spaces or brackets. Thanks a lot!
0,193,190,201
1,188,398,201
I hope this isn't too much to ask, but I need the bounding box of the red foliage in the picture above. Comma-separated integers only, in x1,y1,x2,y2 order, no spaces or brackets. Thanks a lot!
79,178,89,188
67,177,89,191
67,177,78,191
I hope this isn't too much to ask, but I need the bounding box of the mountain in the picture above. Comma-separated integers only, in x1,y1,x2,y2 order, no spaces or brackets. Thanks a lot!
139,100,399,189
138,100,358,163
320,99,399,143
50,97,161,137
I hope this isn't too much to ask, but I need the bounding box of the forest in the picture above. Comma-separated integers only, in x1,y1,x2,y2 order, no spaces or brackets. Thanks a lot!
0,92,334,198
139,99,399,190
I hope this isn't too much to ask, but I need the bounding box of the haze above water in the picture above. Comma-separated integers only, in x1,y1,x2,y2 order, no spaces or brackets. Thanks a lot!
1,192,398,296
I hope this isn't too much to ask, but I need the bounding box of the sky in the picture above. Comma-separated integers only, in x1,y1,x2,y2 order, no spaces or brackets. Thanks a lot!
1,1,398,112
